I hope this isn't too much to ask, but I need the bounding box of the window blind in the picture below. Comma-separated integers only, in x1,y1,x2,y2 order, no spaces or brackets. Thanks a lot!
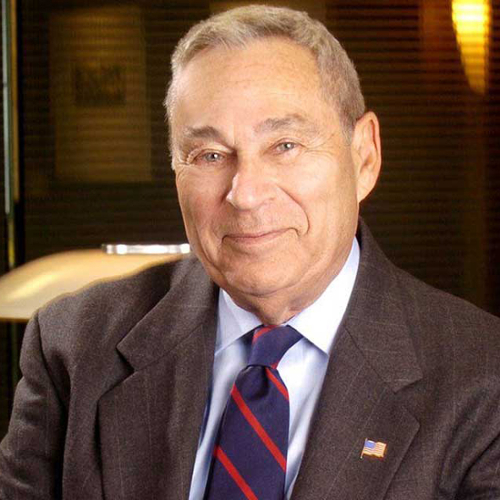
1,0,499,436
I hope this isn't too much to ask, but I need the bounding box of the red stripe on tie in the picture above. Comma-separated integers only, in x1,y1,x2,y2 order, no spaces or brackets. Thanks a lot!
252,325,277,343
266,368,289,401
214,447,258,500
231,385,287,471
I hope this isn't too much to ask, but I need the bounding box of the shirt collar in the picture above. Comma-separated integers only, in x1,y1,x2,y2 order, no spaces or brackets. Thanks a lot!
215,286,261,354
216,238,360,356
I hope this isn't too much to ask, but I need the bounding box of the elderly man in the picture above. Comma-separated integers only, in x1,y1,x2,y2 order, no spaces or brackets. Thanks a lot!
1,5,500,500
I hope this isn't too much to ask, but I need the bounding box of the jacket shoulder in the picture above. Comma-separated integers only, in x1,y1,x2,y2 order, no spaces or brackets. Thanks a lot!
32,256,207,381
39,256,198,327
388,264,500,399
395,265,500,343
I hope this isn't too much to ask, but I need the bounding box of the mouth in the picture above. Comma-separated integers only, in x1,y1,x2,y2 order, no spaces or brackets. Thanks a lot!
224,229,288,247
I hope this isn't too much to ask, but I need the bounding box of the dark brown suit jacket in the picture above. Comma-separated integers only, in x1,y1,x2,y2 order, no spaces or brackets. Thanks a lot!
1,221,500,499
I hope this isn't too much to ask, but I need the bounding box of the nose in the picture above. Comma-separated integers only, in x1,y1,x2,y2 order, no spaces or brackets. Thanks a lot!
226,157,276,211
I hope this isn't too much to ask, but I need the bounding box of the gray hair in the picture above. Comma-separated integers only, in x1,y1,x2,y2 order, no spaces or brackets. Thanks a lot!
164,4,365,140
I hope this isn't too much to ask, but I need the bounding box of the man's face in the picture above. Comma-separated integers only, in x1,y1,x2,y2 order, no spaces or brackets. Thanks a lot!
171,37,375,316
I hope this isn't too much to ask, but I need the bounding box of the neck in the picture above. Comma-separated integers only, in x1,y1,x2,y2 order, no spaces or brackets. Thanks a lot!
218,240,356,325
229,269,339,325
233,296,302,325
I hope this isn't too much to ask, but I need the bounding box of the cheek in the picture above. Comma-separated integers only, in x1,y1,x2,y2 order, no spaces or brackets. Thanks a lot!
295,160,358,231
176,174,202,234
176,173,224,243
180,190,210,233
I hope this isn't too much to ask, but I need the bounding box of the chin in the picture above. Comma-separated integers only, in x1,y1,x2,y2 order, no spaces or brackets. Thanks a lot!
222,269,293,299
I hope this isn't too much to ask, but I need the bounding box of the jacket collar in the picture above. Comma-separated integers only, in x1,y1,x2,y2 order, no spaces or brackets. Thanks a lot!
344,218,423,392
97,257,218,500
116,256,218,372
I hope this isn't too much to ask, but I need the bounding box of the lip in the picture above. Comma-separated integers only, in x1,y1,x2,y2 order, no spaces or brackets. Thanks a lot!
224,229,288,246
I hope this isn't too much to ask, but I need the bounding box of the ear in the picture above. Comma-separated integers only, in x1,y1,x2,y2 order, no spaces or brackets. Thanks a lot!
350,111,382,203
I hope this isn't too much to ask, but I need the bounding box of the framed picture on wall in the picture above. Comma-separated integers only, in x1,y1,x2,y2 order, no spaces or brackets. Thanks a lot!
50,5,152,183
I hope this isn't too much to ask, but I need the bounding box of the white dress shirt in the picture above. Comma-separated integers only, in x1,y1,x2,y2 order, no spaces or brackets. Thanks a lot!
188,239,360,499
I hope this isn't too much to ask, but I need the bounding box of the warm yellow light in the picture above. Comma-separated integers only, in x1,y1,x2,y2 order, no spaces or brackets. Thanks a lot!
452,0,491,94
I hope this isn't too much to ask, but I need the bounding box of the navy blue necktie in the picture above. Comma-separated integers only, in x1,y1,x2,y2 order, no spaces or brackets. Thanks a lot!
205,325,302,500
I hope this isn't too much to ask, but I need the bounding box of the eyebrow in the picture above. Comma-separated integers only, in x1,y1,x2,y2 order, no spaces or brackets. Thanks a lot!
183,125,225,143
254,113,317,135
181,113,319,145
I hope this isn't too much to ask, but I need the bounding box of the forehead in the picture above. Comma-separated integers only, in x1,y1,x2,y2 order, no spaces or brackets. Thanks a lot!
170,38,332,135
180,36,319,83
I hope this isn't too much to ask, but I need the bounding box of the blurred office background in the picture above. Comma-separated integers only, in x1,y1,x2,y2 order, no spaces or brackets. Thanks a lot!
0,0,499,437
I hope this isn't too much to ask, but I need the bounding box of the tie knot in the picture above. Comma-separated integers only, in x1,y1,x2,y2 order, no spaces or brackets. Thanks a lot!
248,325,301,368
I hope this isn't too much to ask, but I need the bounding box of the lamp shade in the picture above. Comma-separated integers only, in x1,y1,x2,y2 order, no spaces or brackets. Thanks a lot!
0,246,190,321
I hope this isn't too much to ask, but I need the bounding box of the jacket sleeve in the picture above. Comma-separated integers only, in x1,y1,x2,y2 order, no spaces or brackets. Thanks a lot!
456,432,500,499
0,312,66,499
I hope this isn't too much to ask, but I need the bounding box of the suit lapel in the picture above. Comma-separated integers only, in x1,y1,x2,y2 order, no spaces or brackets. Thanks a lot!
290,327,420,500
97,258,218,500
291,221,422,500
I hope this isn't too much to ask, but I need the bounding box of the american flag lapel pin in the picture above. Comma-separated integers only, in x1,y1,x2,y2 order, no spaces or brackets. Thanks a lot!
360,438,387,459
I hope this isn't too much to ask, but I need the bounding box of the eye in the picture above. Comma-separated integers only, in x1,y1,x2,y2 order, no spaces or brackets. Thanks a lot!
192,150,225,165
202,151,224,163
275,141,297,153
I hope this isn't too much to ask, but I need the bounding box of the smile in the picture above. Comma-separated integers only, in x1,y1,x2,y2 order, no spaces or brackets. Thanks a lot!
224,229,288,247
